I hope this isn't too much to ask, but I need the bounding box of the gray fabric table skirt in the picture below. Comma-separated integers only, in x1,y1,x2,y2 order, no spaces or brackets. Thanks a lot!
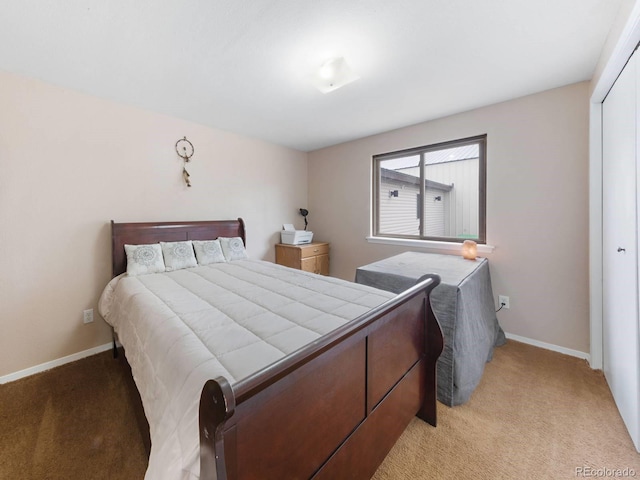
355,252,506,406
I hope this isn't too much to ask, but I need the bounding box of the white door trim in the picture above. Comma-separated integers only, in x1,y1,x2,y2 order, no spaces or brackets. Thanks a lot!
589,1,640,370
590,103,603,370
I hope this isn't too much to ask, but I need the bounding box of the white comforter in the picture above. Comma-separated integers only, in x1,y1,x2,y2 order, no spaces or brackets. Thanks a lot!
98,259,394,480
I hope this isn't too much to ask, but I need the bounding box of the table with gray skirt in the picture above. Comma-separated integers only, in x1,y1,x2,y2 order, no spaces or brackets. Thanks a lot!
355,252,506,406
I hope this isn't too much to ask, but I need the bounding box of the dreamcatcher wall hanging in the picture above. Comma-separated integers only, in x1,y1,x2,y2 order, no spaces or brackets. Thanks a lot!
175,136,194,187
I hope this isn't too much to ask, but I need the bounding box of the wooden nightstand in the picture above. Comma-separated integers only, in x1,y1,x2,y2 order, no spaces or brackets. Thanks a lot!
275,242,330,276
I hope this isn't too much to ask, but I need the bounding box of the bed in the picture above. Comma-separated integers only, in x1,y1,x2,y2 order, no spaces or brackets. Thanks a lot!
99,219,444,480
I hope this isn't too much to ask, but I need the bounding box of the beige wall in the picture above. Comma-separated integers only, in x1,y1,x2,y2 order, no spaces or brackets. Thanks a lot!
308,82,590,353
0,70,591,377
0,70,308,378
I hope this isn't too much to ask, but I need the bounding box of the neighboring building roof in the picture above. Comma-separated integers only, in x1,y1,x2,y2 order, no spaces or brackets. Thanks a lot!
381,144,479,171
424,144,479,165
381,168,453,191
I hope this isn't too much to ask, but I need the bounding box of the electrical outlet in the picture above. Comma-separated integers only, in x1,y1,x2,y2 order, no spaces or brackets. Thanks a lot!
83,308,94,324
498,295,510,309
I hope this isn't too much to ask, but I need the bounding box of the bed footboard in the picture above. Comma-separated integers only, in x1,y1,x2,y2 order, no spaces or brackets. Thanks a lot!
199,274,443,480
200,377,235,480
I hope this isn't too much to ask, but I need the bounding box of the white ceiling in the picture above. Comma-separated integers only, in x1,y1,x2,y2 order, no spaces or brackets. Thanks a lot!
0,0,623,151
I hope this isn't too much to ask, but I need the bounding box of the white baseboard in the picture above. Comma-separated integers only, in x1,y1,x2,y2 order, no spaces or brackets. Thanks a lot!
0,342,113,385
0,334,592,385
505,332,591,363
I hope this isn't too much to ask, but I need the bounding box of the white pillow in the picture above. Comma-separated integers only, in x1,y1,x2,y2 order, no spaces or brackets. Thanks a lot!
124,243,166,276
219,237,248,261
160,241,197,271
193,239,226,265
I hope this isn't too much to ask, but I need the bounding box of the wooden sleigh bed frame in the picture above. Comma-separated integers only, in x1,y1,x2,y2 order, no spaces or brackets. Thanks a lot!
110,218,444,480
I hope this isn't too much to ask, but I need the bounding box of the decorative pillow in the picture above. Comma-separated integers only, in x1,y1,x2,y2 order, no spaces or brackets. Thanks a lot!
124,243,166,276
193,239,226,265
219,237,248,261
160,241,197,271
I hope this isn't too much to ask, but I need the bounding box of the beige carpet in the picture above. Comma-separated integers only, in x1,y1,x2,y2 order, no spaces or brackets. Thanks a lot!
1,340,638,479
373,341,640,479
0,352,148,480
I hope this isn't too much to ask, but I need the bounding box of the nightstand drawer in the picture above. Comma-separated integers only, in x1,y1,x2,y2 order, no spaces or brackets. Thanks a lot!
299,243,330,259
275,242,330,276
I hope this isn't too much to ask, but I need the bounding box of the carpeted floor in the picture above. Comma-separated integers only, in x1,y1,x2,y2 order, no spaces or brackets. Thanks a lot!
373,341,640,479
0,352,148,480
1,341,638,479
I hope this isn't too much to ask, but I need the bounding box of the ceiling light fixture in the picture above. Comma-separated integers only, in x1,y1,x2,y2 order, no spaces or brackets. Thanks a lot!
310,57,359,94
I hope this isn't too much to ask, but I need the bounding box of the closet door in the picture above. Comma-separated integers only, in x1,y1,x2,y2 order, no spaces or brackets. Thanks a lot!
602,48,640,451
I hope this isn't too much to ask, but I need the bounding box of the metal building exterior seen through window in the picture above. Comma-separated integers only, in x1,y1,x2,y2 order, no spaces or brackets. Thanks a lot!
373,135,487,243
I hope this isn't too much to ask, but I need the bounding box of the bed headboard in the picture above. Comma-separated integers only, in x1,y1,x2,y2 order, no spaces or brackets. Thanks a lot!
111,218,246,277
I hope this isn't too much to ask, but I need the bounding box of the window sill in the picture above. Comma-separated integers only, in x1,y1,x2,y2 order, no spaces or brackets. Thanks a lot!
365,236,495,254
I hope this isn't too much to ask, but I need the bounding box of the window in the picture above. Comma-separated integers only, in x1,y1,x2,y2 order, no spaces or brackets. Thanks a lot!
373,135,486,243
